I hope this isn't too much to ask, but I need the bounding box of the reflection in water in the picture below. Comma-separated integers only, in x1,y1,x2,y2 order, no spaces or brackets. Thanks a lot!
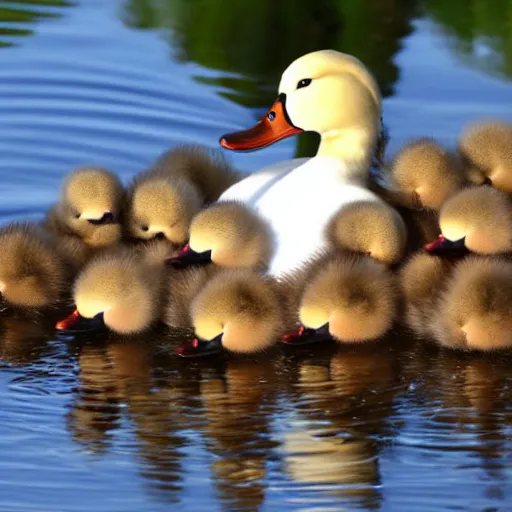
122,0,419,156
0,317,51,365
199,359,280,511
398,347,512,508
0,1,74,48
426,0,512,79
283,345,402,510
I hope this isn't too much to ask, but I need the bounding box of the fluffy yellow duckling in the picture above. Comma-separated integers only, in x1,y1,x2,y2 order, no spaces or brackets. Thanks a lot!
458,120,512,192
56,240,172,334
326,200,407,265
177,269,283,357
44,166,124,262
126,144,239,244
286,254,397,345
0,223,70,311
425,185,512,256
386,138,466,210
168,201,273,270
432,257,512,351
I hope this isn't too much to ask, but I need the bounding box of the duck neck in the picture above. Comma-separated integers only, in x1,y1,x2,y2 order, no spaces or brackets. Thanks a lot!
316,126,379,180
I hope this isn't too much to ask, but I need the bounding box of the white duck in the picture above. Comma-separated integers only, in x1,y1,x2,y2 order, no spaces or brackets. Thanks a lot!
214,49,388,278
174,50,402,357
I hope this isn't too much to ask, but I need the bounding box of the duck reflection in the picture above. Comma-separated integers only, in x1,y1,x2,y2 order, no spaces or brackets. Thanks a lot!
282,344,402,509
404,346,512,503
0,316,52,365
198,358,281,511
66,333,203,503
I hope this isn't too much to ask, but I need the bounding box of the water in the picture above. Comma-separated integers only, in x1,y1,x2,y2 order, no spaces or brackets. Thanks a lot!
0,1,512,510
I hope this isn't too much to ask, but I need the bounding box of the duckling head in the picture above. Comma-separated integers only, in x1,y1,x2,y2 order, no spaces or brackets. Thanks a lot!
432,257,512,351
178,269,281,357
425,186,512,256
72,251,160,334
458,120,512,193
126,176,202,244
0,223,65,308
169,201,273,269
389,138,465,210
294,256,396,344
326,200,406,265
56,167,124,247
220,50,381,163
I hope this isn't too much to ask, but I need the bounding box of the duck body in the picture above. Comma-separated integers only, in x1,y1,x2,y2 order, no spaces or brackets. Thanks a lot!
219,157,383,277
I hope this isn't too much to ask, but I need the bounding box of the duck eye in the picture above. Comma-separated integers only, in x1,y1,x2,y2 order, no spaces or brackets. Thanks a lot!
297,78,312,89
74,212,81,219
141,225,149,232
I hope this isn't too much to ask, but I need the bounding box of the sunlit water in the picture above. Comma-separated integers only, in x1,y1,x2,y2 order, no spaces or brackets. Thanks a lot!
0,1,511,511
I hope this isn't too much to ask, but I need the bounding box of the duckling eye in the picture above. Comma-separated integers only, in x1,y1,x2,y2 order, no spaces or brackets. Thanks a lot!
297,78,312,89
141,225,149,232
74,211,81,219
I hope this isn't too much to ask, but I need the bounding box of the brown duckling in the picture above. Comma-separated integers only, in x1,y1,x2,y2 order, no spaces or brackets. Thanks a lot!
163,265,218,329
177,269,283,357
126,144,239,244
425,185,512,256
168,201,273,270
399,251,451,339
0,222,70,311
458,120,512,193
432,257,512,351
56,240,172,334
44,166,124,263
288,254,398,345
326,200,407,265
386,138,466,211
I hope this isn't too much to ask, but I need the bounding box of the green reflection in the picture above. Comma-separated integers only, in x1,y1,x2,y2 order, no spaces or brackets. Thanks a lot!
425,0,512,79
0,0,74,48
123,0,419,155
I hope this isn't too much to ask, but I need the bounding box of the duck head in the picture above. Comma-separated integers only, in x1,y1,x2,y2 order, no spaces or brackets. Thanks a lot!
220,50,381,160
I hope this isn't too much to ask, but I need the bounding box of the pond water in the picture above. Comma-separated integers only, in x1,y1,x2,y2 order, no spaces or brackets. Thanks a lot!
0,1,511,511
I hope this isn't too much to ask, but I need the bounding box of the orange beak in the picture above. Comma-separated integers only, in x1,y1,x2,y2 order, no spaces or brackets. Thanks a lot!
219,94,303,151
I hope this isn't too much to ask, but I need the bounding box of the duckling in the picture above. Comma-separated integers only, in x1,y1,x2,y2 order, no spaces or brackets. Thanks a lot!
177,269,283,357
458,120,512,193
163,265,218,329
288,254,397,345
126,144,239,244
432,257,512,351
44,166,124,262
326,200,407,265
399,251,451,339
56,239,172,334
386,138,466,210
168,201,273,269
425,186,512,256
0,222,70,311
152,144,240,202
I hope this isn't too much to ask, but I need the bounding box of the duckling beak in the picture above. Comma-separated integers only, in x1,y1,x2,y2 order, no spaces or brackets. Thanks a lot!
219,94,303,151
280,323,332,345
176,334,223,358
55,309,106,333
167,244,212,268
424,234,468,256
86,211,118,226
